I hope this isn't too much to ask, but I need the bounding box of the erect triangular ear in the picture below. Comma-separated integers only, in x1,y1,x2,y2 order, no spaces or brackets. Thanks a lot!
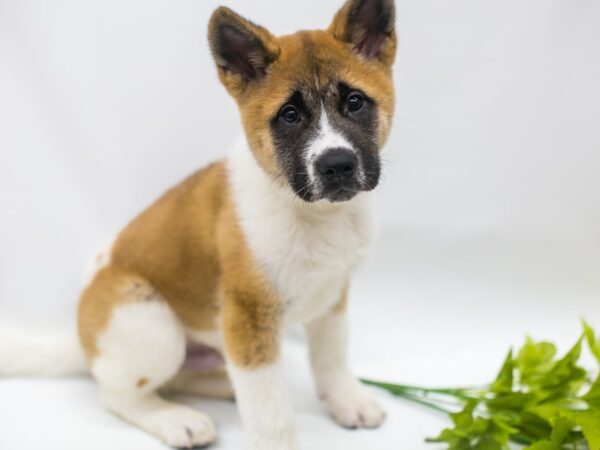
208,7,280,89
329,0,396,66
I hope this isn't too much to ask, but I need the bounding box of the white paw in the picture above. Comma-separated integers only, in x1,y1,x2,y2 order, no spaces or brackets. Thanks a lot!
147,407,217,449
320,378,386,429
249,438,299,450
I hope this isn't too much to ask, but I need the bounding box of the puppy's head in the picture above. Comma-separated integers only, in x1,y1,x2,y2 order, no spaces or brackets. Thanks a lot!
209,0,396,203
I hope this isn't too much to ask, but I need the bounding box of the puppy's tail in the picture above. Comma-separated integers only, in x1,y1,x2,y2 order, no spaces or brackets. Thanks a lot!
0,324,88,377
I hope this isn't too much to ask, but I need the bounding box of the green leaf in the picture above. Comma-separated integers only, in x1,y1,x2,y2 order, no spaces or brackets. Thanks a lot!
573,409,600,450
472,434,505,450
584,376,600,408
549,417,574,444
430,402,512,450
537,337,586,395
523,417,572,450
584,321,600,364
517,412,553,441
487,393,536,412
526,398,584,422
450,400,479,428
517,338,557,387
524,441,559,450
491,350,514,394
427,429,470,450
525,440,562,450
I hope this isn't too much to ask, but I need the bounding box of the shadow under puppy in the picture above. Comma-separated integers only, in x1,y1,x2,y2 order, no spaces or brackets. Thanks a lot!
14,1,398,449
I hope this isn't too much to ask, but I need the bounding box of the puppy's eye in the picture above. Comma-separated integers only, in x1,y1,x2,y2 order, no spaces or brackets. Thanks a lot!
279,105,300,123
347,92,364,112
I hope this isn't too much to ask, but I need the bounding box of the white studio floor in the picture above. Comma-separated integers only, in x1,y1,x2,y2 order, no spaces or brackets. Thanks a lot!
0,229,598,450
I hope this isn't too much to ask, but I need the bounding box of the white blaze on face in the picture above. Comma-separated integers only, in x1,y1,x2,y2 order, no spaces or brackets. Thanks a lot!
305,107,353,184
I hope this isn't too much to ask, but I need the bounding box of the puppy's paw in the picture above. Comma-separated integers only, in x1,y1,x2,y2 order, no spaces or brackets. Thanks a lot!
249,429,299,450
320,378,386,430
249,439,299,450
148,407,217,449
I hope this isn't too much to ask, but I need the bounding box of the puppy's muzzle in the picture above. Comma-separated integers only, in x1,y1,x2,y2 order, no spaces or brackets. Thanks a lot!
315,148,361,202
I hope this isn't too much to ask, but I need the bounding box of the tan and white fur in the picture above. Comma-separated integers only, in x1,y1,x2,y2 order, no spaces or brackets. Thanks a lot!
0,1,397,449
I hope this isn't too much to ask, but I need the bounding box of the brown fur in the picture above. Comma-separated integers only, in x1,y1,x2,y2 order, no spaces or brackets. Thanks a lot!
209,7,396,178
109,162,226,332
215,191,284,367
79,265,157,358
78,160,281,368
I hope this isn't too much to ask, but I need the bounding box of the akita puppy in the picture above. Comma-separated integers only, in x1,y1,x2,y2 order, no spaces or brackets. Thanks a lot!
2,1,397,449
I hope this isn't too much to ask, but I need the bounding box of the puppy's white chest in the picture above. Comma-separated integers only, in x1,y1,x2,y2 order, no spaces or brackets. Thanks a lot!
228,145,377,324
240,198,375,325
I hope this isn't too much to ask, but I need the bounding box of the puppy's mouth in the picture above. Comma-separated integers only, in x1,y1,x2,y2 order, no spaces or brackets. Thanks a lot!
291,179,362,203
289,179,361,203
320,183,360,203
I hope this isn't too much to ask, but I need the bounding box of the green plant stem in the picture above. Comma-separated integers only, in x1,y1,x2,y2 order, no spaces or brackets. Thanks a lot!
393,392,455,415
361,379,482,401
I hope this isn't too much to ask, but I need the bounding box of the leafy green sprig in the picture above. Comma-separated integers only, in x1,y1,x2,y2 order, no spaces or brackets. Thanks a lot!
362,322,600,450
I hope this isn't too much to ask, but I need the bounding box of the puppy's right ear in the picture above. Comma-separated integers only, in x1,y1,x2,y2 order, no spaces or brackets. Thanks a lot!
329,0,396,66
208,7,280,93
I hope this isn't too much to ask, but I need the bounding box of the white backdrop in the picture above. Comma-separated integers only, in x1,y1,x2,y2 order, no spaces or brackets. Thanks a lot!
1,1,599,449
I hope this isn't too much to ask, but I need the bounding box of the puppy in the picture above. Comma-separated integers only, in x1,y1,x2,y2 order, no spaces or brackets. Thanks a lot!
2,1,397,449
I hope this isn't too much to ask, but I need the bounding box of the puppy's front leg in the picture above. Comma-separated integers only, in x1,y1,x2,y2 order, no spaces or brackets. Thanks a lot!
222,289,298,450
306,289,386,429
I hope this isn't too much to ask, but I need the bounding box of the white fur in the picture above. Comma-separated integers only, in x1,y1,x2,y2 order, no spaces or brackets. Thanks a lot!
101,390,217,448
227,362,298,450
226,140,379,448
305,108,354,184
307,310,385,429
228,140,376,326
91,299,185,392
92,299,217,447
0,324,87,377
306,108,353,160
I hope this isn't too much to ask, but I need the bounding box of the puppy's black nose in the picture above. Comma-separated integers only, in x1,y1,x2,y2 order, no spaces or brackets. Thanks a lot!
316,148,358,180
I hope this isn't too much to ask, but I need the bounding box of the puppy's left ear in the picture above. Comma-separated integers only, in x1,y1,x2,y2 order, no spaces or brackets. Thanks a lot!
208,7,280,93
329,0,396,66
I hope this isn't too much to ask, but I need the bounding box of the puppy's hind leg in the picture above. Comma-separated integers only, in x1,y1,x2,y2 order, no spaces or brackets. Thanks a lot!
79,269,217,448
101,390,217,449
